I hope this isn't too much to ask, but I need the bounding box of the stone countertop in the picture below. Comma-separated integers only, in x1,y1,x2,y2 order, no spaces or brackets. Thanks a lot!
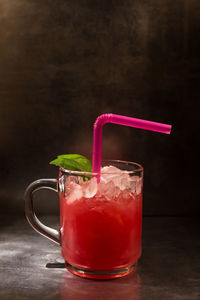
0,216,199,300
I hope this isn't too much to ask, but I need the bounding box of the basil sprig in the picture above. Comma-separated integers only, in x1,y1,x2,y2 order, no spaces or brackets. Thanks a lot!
50,154,92,178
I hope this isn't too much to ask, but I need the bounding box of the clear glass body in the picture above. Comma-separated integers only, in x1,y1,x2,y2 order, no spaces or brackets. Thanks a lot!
59,160,143,279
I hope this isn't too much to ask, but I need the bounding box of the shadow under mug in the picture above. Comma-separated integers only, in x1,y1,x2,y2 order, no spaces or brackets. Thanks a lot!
24,160,143,279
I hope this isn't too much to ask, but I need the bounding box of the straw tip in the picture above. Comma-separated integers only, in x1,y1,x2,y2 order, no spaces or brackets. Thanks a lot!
167,124,172,134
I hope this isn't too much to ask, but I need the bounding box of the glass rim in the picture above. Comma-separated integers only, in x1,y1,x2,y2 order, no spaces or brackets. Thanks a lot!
60,159,143,176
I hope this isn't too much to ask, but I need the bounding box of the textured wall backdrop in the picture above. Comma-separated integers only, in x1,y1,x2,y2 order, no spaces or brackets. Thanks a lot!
0,0,199,216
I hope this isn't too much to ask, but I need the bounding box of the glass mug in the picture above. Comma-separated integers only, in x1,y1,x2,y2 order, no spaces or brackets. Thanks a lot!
25,160,143,279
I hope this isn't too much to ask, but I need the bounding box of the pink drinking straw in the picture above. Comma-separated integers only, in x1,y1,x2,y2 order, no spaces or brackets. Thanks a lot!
92,113,172,181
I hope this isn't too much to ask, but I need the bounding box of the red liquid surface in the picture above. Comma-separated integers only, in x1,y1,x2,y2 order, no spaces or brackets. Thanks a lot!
60,187,142,272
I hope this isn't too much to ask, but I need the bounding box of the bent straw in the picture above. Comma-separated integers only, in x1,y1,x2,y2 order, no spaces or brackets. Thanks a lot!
92,113,172,181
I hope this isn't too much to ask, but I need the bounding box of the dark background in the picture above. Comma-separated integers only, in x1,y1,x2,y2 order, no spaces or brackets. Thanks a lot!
0,0,199,217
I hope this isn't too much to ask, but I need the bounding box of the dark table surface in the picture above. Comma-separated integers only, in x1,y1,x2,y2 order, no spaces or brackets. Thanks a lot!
0,215,199,300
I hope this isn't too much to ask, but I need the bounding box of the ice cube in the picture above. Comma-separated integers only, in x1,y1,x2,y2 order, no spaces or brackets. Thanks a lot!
64,176,79,198
120,189,135,201
97,180,122,201
66,175,79,184
101,166,123,184
82,177,97,198
119,173,131,190
101,165,130,191
129,176,142,195
101,165,122,174
104,181,116,200
67,182,83,204
136,177,142,195
97,181,107,196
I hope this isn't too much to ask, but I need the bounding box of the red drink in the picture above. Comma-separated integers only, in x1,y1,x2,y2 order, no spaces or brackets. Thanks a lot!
60,164,143,279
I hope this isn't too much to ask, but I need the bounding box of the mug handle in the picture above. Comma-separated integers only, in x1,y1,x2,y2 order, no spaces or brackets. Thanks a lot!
24,179,61,245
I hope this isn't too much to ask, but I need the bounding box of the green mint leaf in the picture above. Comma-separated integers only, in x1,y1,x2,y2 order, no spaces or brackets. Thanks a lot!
49,154,92,178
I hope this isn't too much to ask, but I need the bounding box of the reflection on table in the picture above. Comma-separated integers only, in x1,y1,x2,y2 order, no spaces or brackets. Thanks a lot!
60,270,141,300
